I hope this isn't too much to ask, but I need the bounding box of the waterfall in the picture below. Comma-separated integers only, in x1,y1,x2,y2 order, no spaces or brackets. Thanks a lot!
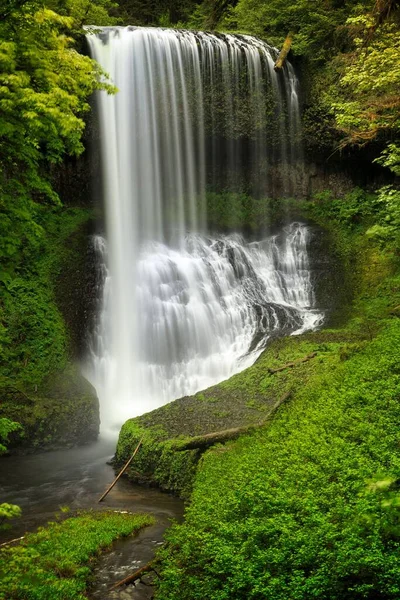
86,27,322,430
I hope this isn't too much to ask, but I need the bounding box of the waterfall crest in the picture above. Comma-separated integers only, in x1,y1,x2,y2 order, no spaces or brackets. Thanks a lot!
86,27,321,429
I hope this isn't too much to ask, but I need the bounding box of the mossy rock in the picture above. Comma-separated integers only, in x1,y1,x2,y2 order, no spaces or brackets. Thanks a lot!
0,365,99,453
115,421,200,499
114,329,363,498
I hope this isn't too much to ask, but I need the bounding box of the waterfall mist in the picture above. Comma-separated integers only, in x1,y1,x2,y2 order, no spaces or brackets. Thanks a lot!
86,27,322,430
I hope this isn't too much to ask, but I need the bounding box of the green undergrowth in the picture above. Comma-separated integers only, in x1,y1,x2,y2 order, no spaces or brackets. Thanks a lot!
156,315,400,599
150,194,400,599
0,510,154,600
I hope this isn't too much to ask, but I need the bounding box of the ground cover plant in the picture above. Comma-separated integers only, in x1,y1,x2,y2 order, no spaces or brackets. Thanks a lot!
0,510,154,600
150,194,400,599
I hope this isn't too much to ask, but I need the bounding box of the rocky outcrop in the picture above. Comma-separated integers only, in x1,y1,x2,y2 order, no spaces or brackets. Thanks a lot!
0,365,99,453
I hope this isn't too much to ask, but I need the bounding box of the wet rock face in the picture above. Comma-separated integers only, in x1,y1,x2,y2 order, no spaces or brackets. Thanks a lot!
307,226,352,327
55,218,100,361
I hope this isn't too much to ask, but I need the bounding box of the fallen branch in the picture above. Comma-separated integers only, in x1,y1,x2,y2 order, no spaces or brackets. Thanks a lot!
268,352,317,375
110,561,156,590
390,304,400,316
174,425,253,451
98,438,143,503
0,536,25,548
274,32,293,71
174,390,292,451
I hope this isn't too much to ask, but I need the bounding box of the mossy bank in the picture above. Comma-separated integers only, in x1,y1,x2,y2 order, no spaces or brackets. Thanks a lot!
0,510,154,600
0,207,100,452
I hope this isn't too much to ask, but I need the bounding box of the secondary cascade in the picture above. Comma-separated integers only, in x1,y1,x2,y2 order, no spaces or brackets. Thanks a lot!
86,27,322,430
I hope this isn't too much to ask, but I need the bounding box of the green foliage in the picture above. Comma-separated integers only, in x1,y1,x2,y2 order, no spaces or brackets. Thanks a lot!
309,186,400,250
46,0,119,28
0,511,154,599
0,2,114,273
374,143,400,176
227,0,365,61
310,187,380,227
156,300,400,600
0,0,113,449
0,503,22,531
0,418,21,455
365,186,400,246
0,405,22,531
0,207,91,387
333,18,400,146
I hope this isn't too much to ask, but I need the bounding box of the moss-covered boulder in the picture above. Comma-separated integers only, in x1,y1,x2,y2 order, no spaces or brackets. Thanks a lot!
114,326,367,498
0,366,99,453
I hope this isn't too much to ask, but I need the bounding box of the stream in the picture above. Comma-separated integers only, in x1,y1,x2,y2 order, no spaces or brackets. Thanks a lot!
0,438,184,598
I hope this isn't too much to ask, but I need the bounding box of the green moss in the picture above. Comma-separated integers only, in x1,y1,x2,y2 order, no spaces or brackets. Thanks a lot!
0,365,99,451
0,510,154,600
115,421,199,498
205,192,304,232
0,207,91,388
0,206,100,451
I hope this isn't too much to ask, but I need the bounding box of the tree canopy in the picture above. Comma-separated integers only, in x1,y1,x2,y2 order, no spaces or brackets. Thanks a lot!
0,0,114,275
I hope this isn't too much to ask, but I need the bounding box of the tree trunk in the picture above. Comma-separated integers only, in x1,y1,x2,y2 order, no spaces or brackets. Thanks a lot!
110,561,156,590
173,390,292,451
267,352,317,374
274,32,294,71
98,438,143,502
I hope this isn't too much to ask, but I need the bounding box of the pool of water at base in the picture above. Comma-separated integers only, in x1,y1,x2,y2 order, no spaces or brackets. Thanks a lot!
0,437,184,599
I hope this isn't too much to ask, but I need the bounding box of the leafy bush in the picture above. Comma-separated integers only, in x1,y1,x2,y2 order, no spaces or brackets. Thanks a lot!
0,420,21,530
366,186,400,246
310,188,380,227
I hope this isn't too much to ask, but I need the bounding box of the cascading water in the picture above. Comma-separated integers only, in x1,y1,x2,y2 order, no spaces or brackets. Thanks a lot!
86,27,322,430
